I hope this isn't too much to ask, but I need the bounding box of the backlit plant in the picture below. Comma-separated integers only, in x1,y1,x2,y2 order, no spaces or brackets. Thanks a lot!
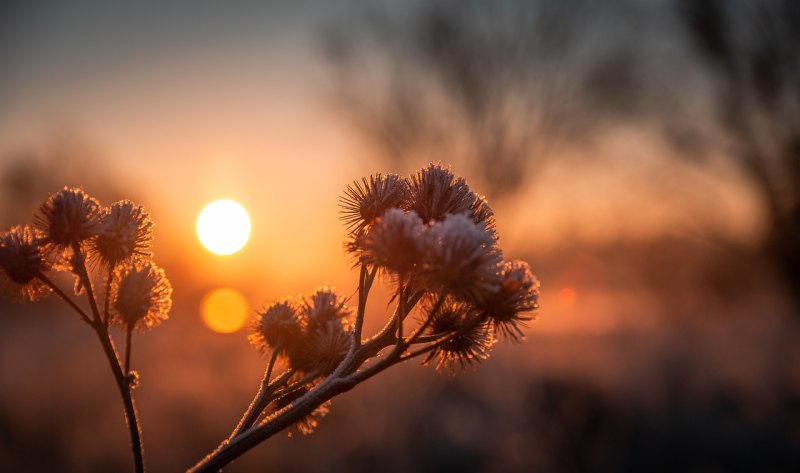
0,163,539,472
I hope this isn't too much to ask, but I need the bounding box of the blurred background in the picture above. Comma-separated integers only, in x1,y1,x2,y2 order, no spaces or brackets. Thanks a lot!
2,0,800,471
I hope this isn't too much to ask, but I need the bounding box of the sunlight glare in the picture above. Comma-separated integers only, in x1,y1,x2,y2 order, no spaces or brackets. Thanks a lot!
196,199,251,255
201,288,249,333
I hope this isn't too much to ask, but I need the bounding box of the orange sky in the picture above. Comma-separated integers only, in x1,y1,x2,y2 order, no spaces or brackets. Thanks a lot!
0,1,767,334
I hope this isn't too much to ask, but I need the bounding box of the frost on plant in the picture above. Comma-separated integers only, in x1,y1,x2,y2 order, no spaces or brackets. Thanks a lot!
0,166,539,473
197,163,539,472
0,186,170,473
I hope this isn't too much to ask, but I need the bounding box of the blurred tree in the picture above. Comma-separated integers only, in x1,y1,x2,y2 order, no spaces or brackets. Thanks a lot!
0,132,129,227
322,0,647,199
677,0,800,307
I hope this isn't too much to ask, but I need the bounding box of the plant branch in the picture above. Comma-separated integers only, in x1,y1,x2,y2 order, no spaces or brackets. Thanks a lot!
189,376,361,473
352,263,368,348
70,245,145,472
103,271,113,325
92,323,146,473
401,293,446,350
229,348,286,439
35,272,91,324
72,243,102,322
124,325,133,374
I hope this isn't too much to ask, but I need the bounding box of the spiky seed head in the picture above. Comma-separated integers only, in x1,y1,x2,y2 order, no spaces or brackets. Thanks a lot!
300,287,352,333
295,319,351,375
35,187,103,250
363,208,427,276
422,213,502,302
404,163,497,235
423,298,496,374
249,298,304,353
91,200,153,270
476,259,540,340
340,173,408,235
0,225,51,302
110,259,172,331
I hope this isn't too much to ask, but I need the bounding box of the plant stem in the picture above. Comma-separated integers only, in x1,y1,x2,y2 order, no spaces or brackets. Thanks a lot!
189,376,355,473
229,348,284,439
395,277,405,344
401,293,446,349
37,266,145,472
124,326,133,374
352,263,368,347
93,322,146,473
71,245,145,473
189,278,430,472
36,272,92,324
103,271,113,325
72,243,102,321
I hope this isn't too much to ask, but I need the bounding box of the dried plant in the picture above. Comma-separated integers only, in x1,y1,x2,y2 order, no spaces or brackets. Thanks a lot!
0,187,169,473
0,164,539,472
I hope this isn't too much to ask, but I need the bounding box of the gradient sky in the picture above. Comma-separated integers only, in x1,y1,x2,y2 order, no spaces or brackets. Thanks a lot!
0,0,764,302
0,1,378,294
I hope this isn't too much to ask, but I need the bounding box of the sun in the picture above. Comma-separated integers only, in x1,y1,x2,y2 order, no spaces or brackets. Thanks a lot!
196,199,251,255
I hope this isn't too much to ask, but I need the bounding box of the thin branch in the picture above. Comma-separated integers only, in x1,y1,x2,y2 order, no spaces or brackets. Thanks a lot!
92,324,145,473
400,313,485,362
230,348,287,439
35,272,91,324
71,244,101,322
69,245,145,472
401,293,446,350
395,276,405,346
352,263,368,348
124,325,133,374
103,271,113,326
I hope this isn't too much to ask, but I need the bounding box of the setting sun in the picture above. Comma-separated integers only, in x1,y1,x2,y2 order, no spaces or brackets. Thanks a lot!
196,199,251,255
201,288,249,333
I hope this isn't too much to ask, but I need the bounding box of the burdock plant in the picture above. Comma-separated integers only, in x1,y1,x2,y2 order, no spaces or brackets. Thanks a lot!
0,164,539,473
0,188,170,473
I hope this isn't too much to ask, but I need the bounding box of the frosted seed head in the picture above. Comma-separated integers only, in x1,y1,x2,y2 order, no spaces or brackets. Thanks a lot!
422,298,496,374
476,259,540,340
110,259,172,331
249,298,304,353
0,225,51,302
300,287,352,333
91,200,153,270
35,187,103,249
363,208,427,276
340,173,408,235
404,163,497,235
422,213,502,302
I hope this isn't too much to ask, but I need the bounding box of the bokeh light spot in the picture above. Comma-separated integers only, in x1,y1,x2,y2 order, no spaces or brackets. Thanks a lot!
201,288,249,333
559,287,576,306
196,200,251,255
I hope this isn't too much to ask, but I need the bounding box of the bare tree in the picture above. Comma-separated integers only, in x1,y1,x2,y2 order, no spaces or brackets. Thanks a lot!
322,0,644,199
677,0,800,306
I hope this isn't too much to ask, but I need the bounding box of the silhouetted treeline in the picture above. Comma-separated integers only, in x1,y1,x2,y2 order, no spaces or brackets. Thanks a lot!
677,0,800,308
326,0,800,312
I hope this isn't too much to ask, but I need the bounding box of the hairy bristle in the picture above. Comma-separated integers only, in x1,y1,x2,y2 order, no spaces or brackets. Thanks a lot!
35,187,103,249
423,298,496,374
91,200,154,270
421,213,502,302
0,225,51,302
404,163,497,235
110,259,172,331
340,173,408,235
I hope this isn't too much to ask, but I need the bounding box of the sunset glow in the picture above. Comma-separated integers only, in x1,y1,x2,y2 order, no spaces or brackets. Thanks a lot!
201,288,249,333
559,287,577,306
196,200,251,255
